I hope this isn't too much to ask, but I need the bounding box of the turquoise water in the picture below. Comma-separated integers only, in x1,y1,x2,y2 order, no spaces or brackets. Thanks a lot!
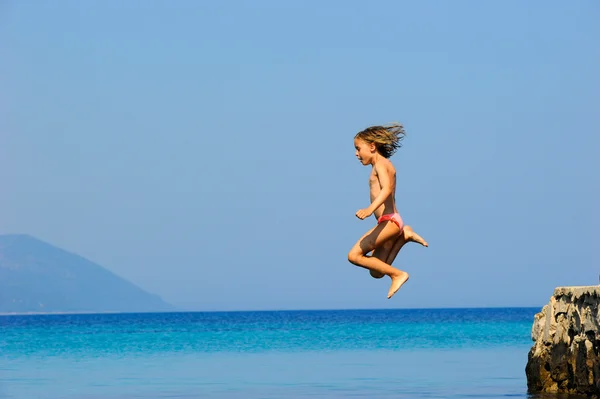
0,308,551,398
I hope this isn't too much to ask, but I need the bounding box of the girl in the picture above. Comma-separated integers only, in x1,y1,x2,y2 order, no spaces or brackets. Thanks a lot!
347,123,428,299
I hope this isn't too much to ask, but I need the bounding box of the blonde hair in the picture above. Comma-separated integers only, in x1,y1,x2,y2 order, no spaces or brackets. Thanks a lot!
354,122,406,158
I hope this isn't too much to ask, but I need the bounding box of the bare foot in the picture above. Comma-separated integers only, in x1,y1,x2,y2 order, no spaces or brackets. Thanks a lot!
387,271,409,299
403,226,428,247
370,270,385,279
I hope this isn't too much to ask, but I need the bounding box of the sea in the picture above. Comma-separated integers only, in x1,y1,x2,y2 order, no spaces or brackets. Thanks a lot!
0,307,575,399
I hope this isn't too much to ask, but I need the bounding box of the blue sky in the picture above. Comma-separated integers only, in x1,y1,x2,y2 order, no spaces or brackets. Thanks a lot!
1,1,598,311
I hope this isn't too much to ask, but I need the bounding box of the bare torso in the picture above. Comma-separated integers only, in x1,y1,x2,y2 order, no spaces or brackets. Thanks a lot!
369,159,398,219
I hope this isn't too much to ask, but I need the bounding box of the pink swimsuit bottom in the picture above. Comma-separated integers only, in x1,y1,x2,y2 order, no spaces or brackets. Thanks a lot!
377,213,404,232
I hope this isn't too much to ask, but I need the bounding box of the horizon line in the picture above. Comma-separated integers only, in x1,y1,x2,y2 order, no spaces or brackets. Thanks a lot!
0,304,544,317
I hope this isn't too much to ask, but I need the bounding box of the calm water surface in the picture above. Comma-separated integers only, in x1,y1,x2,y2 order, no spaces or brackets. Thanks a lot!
1,307,567,399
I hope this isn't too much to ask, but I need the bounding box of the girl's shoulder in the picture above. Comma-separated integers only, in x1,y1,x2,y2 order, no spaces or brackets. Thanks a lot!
374,158,396,174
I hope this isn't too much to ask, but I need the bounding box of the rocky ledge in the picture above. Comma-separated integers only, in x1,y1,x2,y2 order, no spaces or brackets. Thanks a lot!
526,286,600,397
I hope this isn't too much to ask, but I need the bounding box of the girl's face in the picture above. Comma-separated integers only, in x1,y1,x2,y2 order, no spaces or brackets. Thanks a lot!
354,138,376,165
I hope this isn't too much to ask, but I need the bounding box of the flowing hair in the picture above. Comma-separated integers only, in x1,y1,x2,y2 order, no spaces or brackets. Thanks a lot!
354,122,406,158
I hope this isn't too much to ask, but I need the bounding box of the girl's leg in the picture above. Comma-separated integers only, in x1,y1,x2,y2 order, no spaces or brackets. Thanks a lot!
347,221,409,299
369,235,406,279
369,236,401,279
386,226,428,264
369,225,429,278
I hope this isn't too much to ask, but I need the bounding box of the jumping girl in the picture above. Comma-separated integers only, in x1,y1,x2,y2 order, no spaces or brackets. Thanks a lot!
347,123,428,299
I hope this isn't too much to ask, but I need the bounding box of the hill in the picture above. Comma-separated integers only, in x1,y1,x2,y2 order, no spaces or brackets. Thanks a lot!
0,234,173,313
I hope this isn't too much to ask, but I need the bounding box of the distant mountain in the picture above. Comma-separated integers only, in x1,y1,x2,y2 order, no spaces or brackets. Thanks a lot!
0,234,173,313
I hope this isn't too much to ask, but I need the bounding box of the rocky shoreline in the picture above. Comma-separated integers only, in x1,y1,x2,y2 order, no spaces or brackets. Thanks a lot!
526,286,600,397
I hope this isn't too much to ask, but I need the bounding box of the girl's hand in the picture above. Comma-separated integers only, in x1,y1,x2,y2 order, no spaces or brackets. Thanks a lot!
355,208,372,220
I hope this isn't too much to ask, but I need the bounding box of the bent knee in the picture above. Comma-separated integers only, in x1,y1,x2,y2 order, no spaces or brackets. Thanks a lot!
347,250,363,265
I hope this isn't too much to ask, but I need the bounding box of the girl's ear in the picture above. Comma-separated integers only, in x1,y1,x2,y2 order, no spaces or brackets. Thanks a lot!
369,142,377,153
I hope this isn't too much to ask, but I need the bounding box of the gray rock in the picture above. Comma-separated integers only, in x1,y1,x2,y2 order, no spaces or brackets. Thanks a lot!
526,286,600,397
